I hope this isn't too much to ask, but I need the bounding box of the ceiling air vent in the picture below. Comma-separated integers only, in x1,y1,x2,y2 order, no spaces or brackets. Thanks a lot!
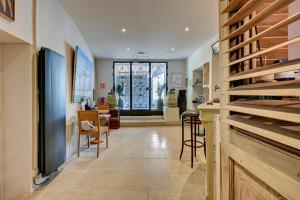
137,51,146,55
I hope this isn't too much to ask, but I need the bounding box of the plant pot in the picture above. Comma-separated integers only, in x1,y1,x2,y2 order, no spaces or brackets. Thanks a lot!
165,90,177,108
107,92,117,108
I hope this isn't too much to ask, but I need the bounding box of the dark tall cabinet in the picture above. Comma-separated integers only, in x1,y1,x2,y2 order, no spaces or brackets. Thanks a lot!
38,48,66,177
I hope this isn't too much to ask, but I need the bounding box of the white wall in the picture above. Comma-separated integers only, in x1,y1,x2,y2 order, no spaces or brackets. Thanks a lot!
95,59,114,99
95,59,187,101
0,1,95,198
2,44,33,200
35,0,95,168
0,0,33,44
168,59,187,93
186,35,219,109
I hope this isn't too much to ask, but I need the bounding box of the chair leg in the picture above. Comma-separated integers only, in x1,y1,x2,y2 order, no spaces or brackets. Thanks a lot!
97,133,100,158
77,133,81,157
108,120,110,136
194,118,197,157
106,131,109,148
180,117,185,159
87,135,90,148
204,128,206,158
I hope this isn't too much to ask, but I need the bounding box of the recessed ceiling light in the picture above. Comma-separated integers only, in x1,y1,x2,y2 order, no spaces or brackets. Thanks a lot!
126,48,131,51
185,27,190,32
170,48,175,52
121,27,127,33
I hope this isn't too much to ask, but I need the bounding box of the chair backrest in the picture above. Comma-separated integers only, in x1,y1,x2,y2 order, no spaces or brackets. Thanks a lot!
98,103,109,110
78,111,99,131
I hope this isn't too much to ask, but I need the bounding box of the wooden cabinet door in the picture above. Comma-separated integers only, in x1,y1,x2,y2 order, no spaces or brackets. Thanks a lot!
219,0,300,200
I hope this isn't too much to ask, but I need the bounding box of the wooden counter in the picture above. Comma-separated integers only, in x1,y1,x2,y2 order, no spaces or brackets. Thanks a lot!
198,103,220,200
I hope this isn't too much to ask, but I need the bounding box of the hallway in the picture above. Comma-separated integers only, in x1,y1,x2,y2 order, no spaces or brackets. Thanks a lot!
26,127,206,200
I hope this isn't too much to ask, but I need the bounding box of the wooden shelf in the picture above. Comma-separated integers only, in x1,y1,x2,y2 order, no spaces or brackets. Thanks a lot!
227,59,300,81
222,0,260,27
224,11,300,54
226,80,300,96
224,101,300,123
221,0,294,41
221,0,249,14
225,116,300,150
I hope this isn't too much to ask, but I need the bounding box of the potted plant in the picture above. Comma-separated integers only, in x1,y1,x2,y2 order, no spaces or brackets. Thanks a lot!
116,82,124,109
156,83,166,110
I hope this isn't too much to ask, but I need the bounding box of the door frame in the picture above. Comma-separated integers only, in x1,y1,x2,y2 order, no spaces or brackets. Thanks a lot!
113,61,168,116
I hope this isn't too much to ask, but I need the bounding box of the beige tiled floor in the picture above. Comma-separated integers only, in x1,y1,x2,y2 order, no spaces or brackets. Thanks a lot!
26,126,206,200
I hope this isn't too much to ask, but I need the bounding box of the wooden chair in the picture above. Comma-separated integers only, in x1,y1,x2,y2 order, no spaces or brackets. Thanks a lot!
98,103,110,112
98,104,110,136
77,111,101,158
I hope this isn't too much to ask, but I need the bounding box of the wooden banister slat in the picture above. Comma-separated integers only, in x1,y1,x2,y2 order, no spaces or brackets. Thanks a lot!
222,0,249,14
224,11,300,54
224,102,300,123
227,59,300,81
226,80,300,96
225,36,300,66
222,0,261,27
225,116,300,150
221,0,294,41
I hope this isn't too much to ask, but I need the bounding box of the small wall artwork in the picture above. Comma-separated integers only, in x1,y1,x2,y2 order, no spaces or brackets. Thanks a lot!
172,73,183,88
0,0,15,21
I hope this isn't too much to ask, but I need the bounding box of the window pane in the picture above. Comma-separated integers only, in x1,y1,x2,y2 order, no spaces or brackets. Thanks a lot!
114,63,130,110
132,63,150,110
151,63,167,110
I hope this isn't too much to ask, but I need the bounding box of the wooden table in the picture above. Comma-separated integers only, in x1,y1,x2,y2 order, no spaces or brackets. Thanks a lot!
98,109,110,114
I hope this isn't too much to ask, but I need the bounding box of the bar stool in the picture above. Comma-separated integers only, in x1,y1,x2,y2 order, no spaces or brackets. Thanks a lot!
179,111,206,168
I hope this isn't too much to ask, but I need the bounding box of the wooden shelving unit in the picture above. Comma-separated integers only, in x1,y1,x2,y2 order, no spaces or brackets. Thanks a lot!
219,0,300,199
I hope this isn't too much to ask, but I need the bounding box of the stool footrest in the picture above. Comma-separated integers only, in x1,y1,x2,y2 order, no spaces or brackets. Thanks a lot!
183,140,204,148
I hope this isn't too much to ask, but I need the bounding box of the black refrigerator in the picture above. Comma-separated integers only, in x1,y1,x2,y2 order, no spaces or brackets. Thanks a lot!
38,48,66,177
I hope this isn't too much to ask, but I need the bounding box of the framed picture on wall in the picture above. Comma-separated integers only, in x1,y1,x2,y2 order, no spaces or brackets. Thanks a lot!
171,73,183,88
72,46,94,103
211,40,220,55
0,0,15,21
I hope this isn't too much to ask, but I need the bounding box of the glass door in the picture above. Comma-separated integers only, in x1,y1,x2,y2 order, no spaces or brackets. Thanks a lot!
114,61,167,115
132,63,150,110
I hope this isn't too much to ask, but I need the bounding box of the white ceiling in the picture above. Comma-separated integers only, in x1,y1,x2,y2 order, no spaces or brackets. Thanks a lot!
59,0,219,60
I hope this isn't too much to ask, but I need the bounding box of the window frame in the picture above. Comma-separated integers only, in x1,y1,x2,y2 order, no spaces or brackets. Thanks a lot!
113,61,168,116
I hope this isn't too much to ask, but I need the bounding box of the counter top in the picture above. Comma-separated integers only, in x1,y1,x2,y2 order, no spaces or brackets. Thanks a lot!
197,103,221,110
